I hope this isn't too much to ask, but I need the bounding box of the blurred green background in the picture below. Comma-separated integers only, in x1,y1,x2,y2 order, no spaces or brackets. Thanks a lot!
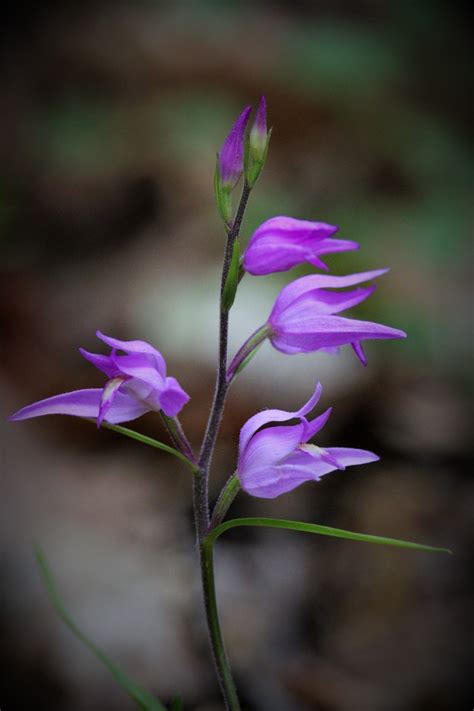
1,1,472,710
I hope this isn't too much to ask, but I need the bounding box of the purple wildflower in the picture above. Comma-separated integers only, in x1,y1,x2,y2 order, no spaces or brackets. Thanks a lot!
267,269,406,365
242,216,359,275
238,383,379,498
218,105,252,188
10,331,190,427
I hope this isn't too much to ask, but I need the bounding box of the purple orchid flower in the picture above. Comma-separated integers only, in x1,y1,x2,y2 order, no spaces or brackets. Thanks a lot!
238,383,379,498
10,331,190,427
242,216,359,275
218,105,252,188
266,269,406,365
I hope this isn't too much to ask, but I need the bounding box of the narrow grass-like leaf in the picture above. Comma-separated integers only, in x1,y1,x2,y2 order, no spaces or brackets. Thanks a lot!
205,517,451,554
35,548,167,711
84,419,197,471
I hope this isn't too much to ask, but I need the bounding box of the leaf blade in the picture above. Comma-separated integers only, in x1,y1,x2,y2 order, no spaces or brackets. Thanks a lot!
84,419,197,471
205,517,451,554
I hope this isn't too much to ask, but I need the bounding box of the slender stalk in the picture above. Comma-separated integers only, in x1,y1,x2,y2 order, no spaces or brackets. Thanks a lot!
198,183,251,475
194,182,252,710
200,541,241,710
160,413,197,464
226,324,270,383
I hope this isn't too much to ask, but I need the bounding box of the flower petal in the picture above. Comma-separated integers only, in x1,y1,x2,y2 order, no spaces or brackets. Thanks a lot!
241,445,379,499
96,331,166,376
239,382,322,455
10,388,151,424
159,377,191,417
302,406,332,442
269,269,389,318
239,423,305,478
351,341,367,366
243,217,340,275
97,377,126,428
324,447,380,467
111,353,166,390
79,349,119,378
278,285,377,319
315,237,359,255
240,462,316,498
270,314,406,354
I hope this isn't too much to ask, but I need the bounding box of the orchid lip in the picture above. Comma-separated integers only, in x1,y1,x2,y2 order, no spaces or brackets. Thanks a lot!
299,443,345,470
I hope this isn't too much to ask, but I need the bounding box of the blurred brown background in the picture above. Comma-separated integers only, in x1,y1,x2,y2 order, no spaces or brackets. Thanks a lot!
1,1,472,710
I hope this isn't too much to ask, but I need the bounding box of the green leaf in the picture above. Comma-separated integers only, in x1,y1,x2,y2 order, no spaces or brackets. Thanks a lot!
169,696,183,711
222,239,241,311
205,517,452,554
36,548,167,711
84,419,197,472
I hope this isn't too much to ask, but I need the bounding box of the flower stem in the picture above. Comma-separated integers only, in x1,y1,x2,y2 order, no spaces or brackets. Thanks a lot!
198,182,251,476
195,182,252,709
200,540,241,710
160,413,197,465
226,324,270,383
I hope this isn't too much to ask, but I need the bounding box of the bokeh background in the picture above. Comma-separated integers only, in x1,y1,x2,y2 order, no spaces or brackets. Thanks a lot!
1,1,472,709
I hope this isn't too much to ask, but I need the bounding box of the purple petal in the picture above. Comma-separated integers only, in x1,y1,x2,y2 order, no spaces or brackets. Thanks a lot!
240,462,316,498
79,349,119,378
111,352,166,390
351,341,367,366
269,269,389,318
277,285,377,319
10,388,151,424
96,331,166,376
240,448,333,498
302,406,332,442
241,445,379,499
243,216,339,275
315,237,359,255
323,447,380,467
97,377,125,428
239,423,304,479
239,382,322,455
270,314,407,354
159,377,190,417
218,105,252,187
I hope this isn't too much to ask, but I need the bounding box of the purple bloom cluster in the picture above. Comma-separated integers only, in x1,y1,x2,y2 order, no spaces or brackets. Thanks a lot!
11,97,407,501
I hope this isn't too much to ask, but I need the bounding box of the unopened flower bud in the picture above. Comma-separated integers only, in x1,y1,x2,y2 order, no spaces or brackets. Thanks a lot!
218,105,252,189
249,95,268,161
246,96,271,187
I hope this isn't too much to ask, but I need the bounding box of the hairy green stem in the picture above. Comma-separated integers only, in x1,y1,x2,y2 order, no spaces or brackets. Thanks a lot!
200,541,241,710
195,182,252,709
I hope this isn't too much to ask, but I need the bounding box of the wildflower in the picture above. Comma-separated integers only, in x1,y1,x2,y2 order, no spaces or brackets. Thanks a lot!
238,383,379,498
10,331,190,427
266,269,406,365
218,105,252,189
242,216,359,275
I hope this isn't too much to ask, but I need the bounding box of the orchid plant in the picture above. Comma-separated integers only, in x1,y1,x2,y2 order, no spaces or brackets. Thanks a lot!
10,98,450,710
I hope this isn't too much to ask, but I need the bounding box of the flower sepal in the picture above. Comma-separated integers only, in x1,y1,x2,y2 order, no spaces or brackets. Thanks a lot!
214,158,233,226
